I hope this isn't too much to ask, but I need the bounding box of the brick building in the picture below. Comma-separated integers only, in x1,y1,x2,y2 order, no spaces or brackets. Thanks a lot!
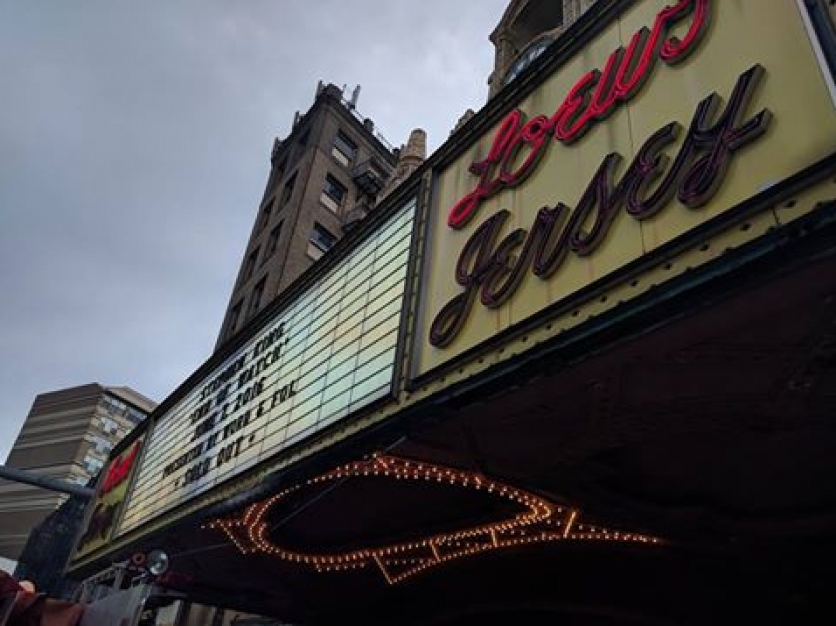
67,2,836,624
215,83,411,349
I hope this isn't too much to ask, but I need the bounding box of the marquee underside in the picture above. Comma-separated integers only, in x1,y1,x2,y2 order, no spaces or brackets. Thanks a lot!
120,209,836,625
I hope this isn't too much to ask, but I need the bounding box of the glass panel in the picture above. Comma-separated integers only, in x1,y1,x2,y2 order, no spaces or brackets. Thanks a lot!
320,192,340,212
119,201,417,532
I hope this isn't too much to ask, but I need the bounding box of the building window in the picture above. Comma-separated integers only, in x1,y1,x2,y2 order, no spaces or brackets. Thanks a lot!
258,199,273,232
101,396,128,417
369,159,387,180
92,436,112,455
227,300,243,337
126,407,146,425
332,130,357,167
274,157,287,182
299,127,310,147
307,222,337,260
83,455,104,475
243,247,260,282
280,173,297,207
100,417,118,435
265,222,283,261
248,277,267,318
320,174,347,213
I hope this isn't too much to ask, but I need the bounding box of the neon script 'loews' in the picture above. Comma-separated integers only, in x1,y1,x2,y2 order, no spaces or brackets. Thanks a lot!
447,0,712,230
429,0,775,348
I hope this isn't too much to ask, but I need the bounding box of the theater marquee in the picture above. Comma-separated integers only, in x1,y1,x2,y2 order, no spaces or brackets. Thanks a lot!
413,0,836,377
71,437,144,561
119,200,416,534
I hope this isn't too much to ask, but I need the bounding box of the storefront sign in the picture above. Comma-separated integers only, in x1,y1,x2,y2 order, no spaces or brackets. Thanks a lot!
119,200,415,534
72,438,144,560
448,0,711,230
413,0,836,376
101,440,140,494
431,65,768,347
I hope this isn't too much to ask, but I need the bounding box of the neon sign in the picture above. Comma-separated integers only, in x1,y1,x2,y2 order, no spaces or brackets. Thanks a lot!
448,0,712,230
77,441,142,550
207,454,663,585
431,65,770,347
429,0,777,348
101,441,140,495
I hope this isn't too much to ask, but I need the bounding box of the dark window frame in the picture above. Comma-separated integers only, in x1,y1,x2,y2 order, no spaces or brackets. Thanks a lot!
264,222,283,262
248,277,267,318
280,172,297,207
243,247,260,281
322,174,347,205
332,130,357,166
298,127,310,147
258,199,273,232
310,222,337,253
227,300,243,337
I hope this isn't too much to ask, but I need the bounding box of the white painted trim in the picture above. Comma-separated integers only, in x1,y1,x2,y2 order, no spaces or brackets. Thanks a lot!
796,0,836,107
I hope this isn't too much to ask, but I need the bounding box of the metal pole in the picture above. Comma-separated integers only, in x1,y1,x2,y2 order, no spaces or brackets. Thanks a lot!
0,464,94,499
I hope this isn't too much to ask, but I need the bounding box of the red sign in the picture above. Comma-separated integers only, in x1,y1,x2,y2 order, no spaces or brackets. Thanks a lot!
448,0,711,230
101,441,140,494
77,442,142,550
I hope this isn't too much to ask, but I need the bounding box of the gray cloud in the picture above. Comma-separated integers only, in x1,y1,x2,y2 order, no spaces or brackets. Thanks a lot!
0,1,507,461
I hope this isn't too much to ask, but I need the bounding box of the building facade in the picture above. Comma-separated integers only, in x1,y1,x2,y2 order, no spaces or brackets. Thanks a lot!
488,0,598,97
0,383,155,560
215,83,403,349
69,1,836,624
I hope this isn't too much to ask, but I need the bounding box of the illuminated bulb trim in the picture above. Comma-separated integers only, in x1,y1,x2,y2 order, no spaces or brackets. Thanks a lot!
205,453,664,584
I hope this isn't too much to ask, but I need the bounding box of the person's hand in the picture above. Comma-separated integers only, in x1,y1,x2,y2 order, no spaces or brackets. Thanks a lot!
17,581,35,594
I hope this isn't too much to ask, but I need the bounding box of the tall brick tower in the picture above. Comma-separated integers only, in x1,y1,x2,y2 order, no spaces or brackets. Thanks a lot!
215,83,399,348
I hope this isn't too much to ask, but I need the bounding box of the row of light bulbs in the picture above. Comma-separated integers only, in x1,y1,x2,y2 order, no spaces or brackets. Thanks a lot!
205,453,663,584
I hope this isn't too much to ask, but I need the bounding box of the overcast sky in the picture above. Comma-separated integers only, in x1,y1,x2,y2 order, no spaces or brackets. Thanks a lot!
0,1,508,463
